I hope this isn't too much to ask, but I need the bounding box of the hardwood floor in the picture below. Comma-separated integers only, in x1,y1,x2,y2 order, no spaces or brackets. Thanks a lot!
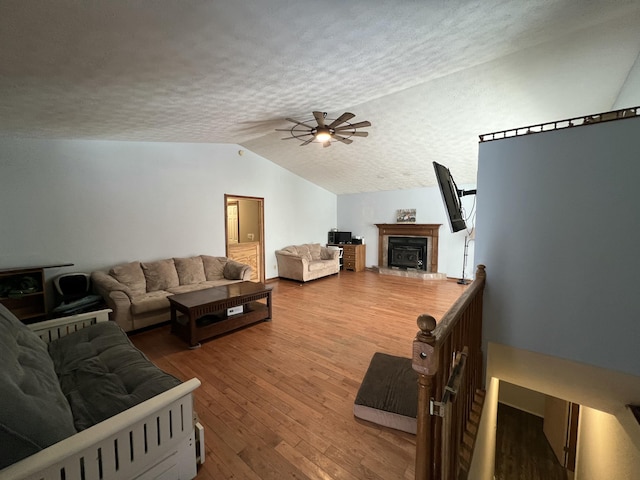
129,270,467,480
495,404,568,480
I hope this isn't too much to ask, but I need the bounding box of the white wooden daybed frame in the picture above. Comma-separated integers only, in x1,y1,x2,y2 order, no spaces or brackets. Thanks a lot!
0,309,204,480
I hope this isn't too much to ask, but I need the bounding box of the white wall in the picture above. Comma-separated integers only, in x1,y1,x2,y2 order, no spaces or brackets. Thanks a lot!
498,381,546,417
337,185,476,278
470,343,640,480
576,407,640,480
0,138,336,283
475,116,640,377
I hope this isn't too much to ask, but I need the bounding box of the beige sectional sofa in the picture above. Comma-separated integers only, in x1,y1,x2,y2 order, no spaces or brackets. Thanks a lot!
91,255,252,332
275,243,340,282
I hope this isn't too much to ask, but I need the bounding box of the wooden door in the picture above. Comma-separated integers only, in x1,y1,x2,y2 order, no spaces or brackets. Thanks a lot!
227,202,239,244
543,396,579,471
543,396,569,466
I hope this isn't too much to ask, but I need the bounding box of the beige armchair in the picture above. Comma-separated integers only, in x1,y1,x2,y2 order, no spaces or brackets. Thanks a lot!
275,243,340,282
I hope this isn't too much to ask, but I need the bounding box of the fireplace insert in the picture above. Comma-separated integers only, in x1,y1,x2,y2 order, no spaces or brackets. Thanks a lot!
388,236,428,271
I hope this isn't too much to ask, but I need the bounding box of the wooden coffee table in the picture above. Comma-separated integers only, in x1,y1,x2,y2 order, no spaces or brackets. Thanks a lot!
169,281,272,348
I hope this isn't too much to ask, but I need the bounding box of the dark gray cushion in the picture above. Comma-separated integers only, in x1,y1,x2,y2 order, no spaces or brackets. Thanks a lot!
0,303,77,469
48,321,181,431
353,352,418,434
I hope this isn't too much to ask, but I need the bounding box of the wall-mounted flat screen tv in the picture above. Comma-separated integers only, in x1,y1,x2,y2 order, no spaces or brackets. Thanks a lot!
433,161,469,233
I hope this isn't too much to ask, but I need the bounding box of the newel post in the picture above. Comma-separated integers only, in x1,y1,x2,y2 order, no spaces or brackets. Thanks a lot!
412,314,439,480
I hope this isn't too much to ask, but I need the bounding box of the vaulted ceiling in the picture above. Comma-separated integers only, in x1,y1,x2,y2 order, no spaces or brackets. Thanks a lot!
2,1,640,194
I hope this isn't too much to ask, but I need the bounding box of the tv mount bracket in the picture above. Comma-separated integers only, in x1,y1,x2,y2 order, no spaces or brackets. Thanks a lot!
457,188,477,197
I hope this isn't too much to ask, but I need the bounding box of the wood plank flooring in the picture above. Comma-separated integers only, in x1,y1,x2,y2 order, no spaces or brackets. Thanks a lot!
129,270,467,480
495,404,568,480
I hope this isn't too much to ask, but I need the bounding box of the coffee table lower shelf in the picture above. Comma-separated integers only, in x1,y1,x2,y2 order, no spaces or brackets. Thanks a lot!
172,301,269,348
169,282,272,348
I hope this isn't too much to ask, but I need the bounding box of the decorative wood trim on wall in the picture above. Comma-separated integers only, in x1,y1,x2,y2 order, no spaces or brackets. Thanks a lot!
228,241,261,282
375,223,441,273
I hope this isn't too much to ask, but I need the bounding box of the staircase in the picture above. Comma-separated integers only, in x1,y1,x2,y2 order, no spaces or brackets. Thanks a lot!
458,389,486,479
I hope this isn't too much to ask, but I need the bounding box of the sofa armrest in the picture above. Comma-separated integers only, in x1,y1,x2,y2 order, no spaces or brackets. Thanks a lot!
29,309,112,343
275,251,309,280
91,272,135,331
223,259,253,281
0,378,202,480
91,271,133,297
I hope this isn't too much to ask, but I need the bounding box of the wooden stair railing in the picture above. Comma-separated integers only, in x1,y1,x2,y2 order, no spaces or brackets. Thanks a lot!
412,265,486,480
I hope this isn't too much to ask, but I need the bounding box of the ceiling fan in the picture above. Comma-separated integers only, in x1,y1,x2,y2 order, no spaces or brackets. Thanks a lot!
276,111,371,147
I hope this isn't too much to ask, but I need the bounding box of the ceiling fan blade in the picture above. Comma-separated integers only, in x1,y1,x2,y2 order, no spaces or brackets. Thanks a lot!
343,131,369,137
323,141,331,148
301,138,314,146
285,118,315,129
328,112,355,129
333,134,353,145
313,111,326,127
334,120,371,131
281,135,310,140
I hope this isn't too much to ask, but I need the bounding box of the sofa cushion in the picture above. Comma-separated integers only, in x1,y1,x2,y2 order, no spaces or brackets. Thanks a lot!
174,256,207,285
308,243,322,260
202,255,226,280
167,283,212,294
109,261,146,296
280,245,311,262
308,260,330,272
0,303,77,469
321,247,337,260
130,290,172,315
293,245,314,262
200,279,243,288
141,259,179,292
48,321,181,431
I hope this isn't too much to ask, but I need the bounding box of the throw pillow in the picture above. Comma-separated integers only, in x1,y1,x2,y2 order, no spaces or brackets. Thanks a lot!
201,255,226,280
141,259,180,292
174,257,206,285
223,260,249,280
308,243,322,260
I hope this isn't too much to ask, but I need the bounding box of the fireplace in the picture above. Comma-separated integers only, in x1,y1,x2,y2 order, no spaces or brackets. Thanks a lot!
388,236,428,270
375,224,441,273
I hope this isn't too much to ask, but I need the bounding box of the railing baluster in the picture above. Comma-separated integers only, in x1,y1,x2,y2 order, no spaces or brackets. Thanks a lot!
413,265,486,480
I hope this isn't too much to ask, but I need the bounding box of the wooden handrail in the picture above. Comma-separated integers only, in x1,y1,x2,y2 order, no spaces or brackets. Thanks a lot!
412,265,486,480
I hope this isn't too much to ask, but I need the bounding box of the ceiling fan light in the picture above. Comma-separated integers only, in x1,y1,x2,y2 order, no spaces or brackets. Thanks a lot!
315,131,332,142
281,112,370,146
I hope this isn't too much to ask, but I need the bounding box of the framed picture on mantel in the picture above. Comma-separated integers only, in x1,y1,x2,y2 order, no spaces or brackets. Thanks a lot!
396,209,416,223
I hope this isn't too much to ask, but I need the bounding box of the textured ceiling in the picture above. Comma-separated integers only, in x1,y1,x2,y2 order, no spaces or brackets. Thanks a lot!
1,1,640,194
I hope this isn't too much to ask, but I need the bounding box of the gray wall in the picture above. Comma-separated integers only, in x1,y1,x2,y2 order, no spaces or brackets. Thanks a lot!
475,116,640,377
0,138,337,282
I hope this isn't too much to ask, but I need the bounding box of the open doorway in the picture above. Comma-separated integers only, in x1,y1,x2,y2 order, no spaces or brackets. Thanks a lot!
495,381,579,480
224,194,265,283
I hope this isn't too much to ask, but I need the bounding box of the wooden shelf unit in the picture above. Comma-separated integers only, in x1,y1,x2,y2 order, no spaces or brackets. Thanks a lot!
0,263,72,323
341,244,366,272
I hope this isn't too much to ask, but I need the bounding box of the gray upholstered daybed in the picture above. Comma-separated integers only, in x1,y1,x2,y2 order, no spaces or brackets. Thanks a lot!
0,304,203,480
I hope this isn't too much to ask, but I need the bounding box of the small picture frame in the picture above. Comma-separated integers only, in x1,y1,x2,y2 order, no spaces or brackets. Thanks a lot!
396,209,416,223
